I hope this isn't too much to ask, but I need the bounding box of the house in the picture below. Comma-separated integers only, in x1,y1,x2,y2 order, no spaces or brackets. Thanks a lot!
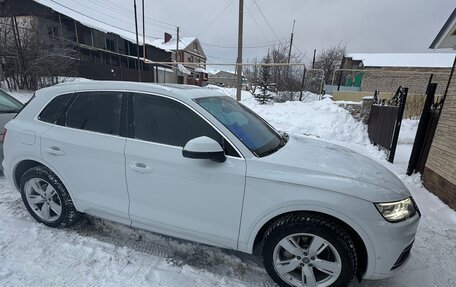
208,70,249,89
0,0,206,85
151,35,209,86
336,53,454,97
423,8,456,210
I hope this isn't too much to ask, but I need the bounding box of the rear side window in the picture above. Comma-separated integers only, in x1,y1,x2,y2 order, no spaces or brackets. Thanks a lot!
38,93,73,124
132,93,239,157
64,92,123,135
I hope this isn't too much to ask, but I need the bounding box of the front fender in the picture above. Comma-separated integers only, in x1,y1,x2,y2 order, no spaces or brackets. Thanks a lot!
238,176,382,278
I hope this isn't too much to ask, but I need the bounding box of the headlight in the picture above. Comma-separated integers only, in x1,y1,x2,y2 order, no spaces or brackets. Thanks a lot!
375,197,417,223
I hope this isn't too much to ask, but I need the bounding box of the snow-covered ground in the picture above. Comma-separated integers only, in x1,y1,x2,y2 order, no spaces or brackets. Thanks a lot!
1,87,455,287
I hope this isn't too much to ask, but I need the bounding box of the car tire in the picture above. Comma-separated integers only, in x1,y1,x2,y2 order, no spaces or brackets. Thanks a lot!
261,213,357,287
20,166,81,228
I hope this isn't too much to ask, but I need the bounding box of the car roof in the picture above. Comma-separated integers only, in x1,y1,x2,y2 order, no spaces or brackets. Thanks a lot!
37,81,221,101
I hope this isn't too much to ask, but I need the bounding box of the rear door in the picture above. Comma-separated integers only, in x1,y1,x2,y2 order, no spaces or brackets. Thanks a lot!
125,93,246,249
40,91,130,224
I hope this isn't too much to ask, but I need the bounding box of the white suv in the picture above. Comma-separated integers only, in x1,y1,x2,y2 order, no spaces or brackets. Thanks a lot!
2,81,420,287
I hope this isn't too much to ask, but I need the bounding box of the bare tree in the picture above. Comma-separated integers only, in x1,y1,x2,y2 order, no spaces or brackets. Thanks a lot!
268,43,305,101
0,16,77,90
243,57,259,93
314,43,346,85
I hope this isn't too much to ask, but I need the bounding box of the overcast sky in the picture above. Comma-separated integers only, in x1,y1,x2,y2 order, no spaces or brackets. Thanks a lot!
56,0,456,65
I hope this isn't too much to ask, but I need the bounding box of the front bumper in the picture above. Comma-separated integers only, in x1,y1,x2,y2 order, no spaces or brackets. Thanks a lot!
364,212,420,280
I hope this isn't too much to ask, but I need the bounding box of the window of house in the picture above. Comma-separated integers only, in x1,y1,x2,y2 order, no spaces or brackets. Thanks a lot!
132,93,239,157
111,56,120,66
193,42,198,51
64,92,123,135
106,39,116,52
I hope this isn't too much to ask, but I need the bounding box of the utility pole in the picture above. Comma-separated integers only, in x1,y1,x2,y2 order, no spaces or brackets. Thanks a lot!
176,26,180,84
287,20,295,64
133,0,141,82
142,0,146,63
312,49,316,69
235,0,244,101
287,20,295,83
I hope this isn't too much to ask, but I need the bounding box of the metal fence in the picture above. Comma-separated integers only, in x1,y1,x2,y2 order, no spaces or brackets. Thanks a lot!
367,87,408,163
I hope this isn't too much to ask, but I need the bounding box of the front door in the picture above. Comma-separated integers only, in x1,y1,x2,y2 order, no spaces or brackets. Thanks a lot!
125,93,246,249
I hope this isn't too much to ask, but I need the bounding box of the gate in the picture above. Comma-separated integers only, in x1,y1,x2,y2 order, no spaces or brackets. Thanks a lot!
407,78,441,175
367,87,408,163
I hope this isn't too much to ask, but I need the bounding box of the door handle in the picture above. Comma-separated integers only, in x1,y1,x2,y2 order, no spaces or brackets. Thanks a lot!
45,146,65,156
129,162,153,173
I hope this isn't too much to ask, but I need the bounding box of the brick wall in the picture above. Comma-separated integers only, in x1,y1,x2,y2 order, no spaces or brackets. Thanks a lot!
360,67,451,96
423,62,456,210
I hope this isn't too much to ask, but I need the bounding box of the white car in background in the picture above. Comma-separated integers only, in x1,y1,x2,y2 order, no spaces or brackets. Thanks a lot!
2,81,420,287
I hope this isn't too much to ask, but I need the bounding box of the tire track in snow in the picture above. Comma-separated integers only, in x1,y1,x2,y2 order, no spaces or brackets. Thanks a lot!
73,216,276,287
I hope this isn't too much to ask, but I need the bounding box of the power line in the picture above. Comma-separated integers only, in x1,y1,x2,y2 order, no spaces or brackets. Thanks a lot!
251,0,283,45
244,1,270,44
49,0,143,37
64,0,175,37
91,0,177,28
201,39,286,49
196,0,235,37
48,0,170,43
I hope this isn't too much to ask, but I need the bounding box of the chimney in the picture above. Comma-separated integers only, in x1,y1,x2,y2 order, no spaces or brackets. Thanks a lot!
164,32,172,43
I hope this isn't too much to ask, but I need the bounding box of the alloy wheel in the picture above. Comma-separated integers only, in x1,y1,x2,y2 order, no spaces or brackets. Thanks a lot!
24,178,62,222
272,233,342,287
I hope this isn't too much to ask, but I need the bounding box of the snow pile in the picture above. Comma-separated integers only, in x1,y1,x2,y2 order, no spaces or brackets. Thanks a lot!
204,86,369,145
245,99,369,144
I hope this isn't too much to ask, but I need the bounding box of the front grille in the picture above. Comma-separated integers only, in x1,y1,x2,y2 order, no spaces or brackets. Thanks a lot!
391,241,414,270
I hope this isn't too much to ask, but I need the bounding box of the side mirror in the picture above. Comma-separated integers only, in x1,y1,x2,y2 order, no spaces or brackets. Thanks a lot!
182,136,226,163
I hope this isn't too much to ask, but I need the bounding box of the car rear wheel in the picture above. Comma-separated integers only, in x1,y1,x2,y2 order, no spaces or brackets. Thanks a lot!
261,213,357,287
20,166,80,228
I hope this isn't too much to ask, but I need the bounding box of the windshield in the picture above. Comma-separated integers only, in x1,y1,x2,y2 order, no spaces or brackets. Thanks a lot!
195,96,284,157
0,89,23,113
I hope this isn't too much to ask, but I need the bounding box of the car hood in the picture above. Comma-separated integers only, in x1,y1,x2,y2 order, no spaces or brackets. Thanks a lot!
247,136,410,202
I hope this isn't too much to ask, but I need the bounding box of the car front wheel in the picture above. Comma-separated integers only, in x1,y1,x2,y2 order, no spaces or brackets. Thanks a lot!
261,213,357,287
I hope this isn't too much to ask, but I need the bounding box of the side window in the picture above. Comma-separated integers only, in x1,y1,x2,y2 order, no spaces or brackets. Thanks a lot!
38,93,73,124
64,92,123,135
132,93,239,157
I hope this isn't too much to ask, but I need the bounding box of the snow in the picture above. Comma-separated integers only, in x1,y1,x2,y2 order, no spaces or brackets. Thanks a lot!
1,89,455,287
335,100,362,105
150,37,197,52
6,90,35,104
33,0,163,49
3,77,90,104
345,53,456,68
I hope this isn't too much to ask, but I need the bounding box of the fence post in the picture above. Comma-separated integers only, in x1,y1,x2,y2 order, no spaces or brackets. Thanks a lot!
388,87,408,163
406,79,437,175
299,66,307,101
